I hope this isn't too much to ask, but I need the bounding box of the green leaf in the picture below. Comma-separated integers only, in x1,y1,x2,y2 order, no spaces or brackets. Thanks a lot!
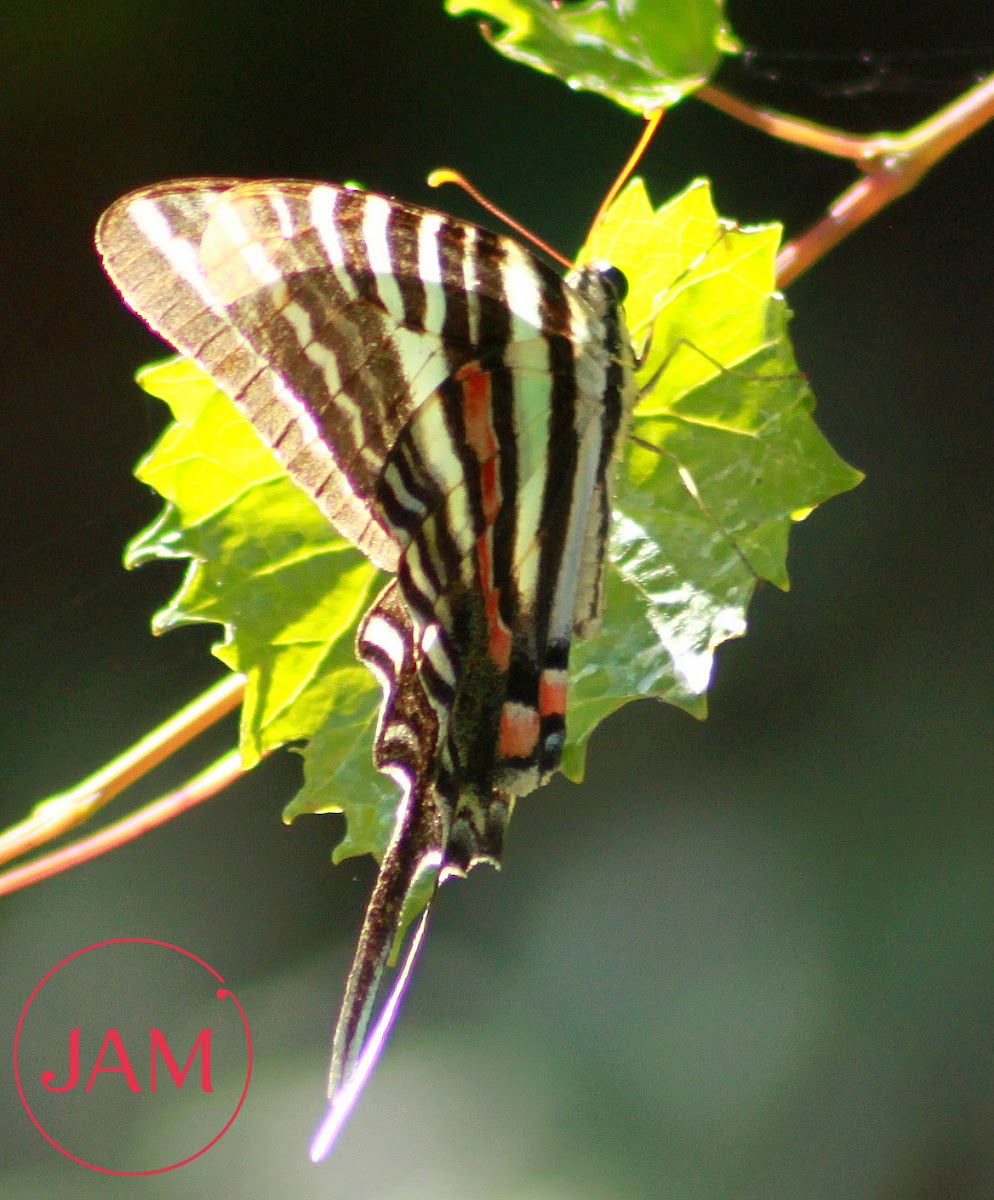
124,179,860,863
125,358,382,773
445,0,739,112
560,179,863,779
282,684,392,861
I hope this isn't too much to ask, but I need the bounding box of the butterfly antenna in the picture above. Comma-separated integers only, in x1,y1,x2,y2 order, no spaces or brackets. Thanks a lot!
428,169,573,271
585,107,666,246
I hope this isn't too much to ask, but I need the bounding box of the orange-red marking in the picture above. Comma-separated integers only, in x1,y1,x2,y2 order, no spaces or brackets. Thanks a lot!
457,363,511,675
457,363,498,458
538,669,568,720
479,458,500,522
457,364,502,522
476,530,511,671
498,702,541,759
488,615,512,673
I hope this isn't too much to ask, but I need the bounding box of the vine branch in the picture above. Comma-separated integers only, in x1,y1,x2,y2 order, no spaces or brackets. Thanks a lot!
697,73,994,285
0,674,245,883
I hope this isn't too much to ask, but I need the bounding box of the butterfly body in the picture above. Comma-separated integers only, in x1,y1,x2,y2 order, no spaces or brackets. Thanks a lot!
96,179,636,1146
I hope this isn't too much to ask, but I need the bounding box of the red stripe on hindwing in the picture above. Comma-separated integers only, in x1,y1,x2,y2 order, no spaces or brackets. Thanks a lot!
458,364,500,517
456,362,512,672
538,668,568,722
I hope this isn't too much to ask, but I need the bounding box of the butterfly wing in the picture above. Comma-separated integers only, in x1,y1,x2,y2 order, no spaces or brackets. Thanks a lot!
338,580,444,1061
97,179,636,1145
99,180,576,567
97,176,633,800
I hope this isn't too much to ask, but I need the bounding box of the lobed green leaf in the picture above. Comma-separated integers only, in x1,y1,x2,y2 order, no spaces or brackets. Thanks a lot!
125,358,383,792
445,0,739,112
562,179,862,778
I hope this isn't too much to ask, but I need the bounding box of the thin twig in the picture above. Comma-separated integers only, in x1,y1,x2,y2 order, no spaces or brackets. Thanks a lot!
0,751,247,898
776,170,904,286
778,73,994,285
0,673,245,870
698,85,874,161
703,74,994,287
586,107,666,247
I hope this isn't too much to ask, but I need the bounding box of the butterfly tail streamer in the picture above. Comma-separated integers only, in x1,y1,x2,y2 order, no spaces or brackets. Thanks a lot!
325,786,443,1100
311,578,447,1155
311,905,433,1161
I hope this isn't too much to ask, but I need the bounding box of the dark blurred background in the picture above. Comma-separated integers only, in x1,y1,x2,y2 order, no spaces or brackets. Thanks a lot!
3,2,994,1196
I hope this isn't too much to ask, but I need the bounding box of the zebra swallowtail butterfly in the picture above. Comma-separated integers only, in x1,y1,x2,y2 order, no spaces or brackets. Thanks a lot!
96,178,638,1153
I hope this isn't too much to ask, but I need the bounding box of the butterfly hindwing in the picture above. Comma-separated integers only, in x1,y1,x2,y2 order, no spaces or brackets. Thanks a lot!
334,580,445,1078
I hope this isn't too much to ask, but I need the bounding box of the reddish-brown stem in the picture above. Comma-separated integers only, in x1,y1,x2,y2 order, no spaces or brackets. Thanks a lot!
698,85,873,161
776,170,903,287
776,72,994,285
586,107,666,247
0,750,248,898
0,672,245,871
699,74,994,287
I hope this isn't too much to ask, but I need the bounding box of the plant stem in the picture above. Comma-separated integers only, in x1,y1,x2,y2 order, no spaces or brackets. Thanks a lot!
0,750,246,897
0,673,244,871
700,74,994,286
698,85,873,161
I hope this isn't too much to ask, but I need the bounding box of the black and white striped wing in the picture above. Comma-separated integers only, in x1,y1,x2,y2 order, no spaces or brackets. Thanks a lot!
98,179,584,569
96,178,637,1149
97,180,634,797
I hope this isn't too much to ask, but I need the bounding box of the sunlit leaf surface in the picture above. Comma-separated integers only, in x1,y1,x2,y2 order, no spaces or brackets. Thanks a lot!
446,0,739,112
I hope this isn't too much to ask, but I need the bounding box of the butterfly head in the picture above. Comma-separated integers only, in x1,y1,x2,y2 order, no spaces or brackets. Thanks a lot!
568,260,629,310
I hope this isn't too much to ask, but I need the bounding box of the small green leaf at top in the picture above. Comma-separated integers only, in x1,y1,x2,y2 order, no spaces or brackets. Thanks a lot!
445,0,739,113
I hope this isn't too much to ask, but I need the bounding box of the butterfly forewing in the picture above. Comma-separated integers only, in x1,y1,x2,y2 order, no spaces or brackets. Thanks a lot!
96,178,637,1148
99,181,589,567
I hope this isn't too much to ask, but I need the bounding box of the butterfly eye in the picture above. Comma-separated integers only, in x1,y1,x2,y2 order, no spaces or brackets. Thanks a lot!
598,264,629,303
